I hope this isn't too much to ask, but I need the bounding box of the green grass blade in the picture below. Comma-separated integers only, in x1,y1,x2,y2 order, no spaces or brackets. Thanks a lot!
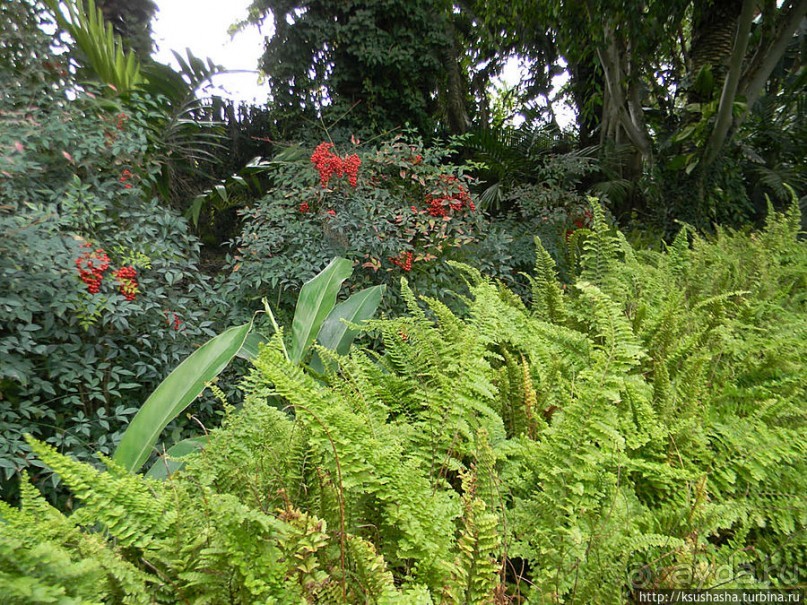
113,321,252,472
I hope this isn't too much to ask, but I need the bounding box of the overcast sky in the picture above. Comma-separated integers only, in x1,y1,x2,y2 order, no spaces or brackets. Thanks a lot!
152,0,271,103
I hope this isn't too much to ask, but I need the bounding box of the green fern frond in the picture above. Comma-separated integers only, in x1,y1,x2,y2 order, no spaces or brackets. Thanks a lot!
529,236,567,323
25,436,168,550
578,198,626,299
443,467,502,604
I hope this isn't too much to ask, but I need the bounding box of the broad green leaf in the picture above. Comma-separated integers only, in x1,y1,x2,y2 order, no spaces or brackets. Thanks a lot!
289,258,353,364
236,331,265,361
310,285,385,373
113,321,252,473
187,195,205,227
144,436,208,480
318,285,385,354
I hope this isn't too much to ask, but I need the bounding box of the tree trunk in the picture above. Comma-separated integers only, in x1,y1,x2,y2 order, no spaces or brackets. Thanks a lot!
704,0,756,166
441,17,471,134
596,25,652,159
687,0,744,103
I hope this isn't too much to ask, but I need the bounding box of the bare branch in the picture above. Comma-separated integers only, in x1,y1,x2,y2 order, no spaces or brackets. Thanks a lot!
739,0,807,109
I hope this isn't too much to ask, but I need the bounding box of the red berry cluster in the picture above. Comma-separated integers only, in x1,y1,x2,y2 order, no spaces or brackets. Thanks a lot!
119,169,133,189
75,245,110,294
310,142,361,188
343,153,361,187
390,251,414,272
114,266,138,301
565,209,594,240
165,311,183,331
424,181,475,217
116,112,127,130
299,202,310,213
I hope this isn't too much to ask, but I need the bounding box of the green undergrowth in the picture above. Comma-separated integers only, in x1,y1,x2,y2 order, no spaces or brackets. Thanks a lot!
1,202,804,603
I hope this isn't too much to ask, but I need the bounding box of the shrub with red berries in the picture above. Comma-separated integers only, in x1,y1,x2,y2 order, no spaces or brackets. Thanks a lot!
230,135,483,312
565,208,595,240
165,311,184,331
422,176,476,218
119,169,133,189
390,251,414,272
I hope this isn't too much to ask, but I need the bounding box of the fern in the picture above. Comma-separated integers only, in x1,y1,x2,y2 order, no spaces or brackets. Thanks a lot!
3,200,804,603
443,465,503,604
528,237,567,323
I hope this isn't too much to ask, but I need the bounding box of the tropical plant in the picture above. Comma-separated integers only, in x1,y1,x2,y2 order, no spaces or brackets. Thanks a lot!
94,0,158,59
43,0,229,211
3,199,804,602
43,0,144,95
114,257,385,475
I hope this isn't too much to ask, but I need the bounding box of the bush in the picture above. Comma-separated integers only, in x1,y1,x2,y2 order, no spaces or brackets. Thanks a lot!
221,135,492,320
0,75,226,502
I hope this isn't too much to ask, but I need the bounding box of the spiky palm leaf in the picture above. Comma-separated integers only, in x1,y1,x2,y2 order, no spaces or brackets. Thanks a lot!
43,0,142,94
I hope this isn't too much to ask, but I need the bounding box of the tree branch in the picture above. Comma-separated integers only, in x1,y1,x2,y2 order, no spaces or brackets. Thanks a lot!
739,0,807,109
595,29,651,158
703,0,756,167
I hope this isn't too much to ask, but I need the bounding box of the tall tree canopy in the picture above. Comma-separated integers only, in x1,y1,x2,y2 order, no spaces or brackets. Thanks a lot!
470,0,806,220
486,1,804,146
244,0,506,134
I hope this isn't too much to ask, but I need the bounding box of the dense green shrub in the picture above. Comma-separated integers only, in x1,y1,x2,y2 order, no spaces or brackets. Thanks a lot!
0,74,226,501
3,201,804,602
221,136,507,320
486,187,597,288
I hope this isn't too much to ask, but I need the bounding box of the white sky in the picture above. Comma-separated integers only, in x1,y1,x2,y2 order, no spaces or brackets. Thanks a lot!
152,0,271,104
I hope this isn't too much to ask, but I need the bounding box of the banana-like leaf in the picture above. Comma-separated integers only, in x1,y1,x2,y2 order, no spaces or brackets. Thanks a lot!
289,258,353,364
236,331,266,361
310,285,385,373
113,321,252,473
144,436,208,480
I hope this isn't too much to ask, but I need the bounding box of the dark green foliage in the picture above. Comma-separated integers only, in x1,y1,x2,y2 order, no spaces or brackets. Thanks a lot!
0,1,61,97
0,57,227,502
245,0,458,134
3,200,804,602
